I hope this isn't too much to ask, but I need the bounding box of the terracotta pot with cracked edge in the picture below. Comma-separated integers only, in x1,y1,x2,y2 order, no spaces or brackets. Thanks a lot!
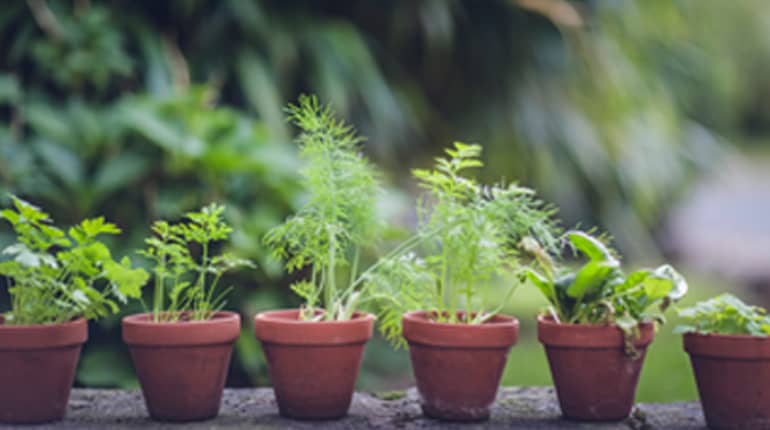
122,311,240,422
254,309,374,420
0,316,87,424
684,332,770,430
402,311,519,422
537,315,654,421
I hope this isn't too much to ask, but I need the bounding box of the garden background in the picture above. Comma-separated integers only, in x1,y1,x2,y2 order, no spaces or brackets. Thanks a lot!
1,0,769,402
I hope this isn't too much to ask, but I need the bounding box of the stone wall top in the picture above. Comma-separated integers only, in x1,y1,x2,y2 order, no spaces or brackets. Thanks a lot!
2,387,705,430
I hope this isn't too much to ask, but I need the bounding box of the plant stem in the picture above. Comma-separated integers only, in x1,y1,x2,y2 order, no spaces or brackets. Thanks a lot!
339,230,431,301
349,245,360,291
153,252,166,322
326,227,336,321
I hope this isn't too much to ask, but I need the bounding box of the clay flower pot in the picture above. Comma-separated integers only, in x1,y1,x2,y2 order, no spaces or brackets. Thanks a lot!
537,315,654,421
254,309,374,420
402,311,519,421
684,332,770,430
122,311,240,422
0,317,87,424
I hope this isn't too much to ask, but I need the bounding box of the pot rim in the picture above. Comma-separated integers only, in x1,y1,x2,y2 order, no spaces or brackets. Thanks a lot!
254,309,375,346
0,317,88,350
537,314,655,348
683,331,770,359
402,310,519,348
122,311,241,347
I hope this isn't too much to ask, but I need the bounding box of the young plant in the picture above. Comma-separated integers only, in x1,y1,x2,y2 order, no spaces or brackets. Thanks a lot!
139,203,254,322
523,230,688,351
265,95,426,322
370,142,562,344
0,196,148,325
675,294,770,336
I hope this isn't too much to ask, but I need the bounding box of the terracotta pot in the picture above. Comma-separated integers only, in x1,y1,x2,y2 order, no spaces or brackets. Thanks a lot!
402,311,519,421
122,311,240,422
0,317,87,424
684,332,770,430
537,315,654,421
254,309,374,420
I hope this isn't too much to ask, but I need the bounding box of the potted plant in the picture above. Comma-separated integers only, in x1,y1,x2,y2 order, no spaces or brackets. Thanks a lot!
522,231,687,421
0,196,148,424
122,203,253,422
676,294,770,430
256,96,426,419
371,142,562,421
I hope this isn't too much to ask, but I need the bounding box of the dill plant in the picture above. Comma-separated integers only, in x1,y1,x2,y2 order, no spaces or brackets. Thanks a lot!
265,95,426,322
139,203,254,322
370,142,562,344
0,196,149,325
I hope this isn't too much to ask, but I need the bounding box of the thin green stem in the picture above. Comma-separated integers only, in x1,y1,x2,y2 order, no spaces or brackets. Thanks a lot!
325,228,336,321
349,245,360,291
338,231,431,302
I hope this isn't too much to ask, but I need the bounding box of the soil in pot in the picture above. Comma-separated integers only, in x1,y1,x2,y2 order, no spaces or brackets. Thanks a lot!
537,315,654,421
684,332,770,430
122,311,240,422
402,311,519,421
254,309,374,420
0,317,87,424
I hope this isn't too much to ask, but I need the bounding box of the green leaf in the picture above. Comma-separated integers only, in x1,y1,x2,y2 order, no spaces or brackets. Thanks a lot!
92,152,151,197
33,140,84,189
615,314,638,333
103,257,149,300
567,230,615,262
566,260,618,299
526,269,555,304
642,276,673,301
653,264,688,300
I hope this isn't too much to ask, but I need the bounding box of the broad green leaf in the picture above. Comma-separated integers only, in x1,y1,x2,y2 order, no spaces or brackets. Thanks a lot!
526,269,555,304
103,257,149,299
567,230,615,262
567,260,618,299
642,277,673,301
33,140,84,190
653,264,688,300
92,152,151,197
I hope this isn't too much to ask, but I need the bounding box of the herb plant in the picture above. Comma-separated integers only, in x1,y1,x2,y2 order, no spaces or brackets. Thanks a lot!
370,142,562,344
140,203,254,322
674,294,770,336
0,196,149,325
523,230,688,350
265,95,427,322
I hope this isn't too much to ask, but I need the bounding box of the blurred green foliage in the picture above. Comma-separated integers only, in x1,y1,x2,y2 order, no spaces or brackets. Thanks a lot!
0,0,764,398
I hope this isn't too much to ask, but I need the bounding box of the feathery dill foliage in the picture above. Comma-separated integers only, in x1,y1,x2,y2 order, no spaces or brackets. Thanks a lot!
139,203,254,322
372,142,562,345
266,95,393,321
0,196,149,325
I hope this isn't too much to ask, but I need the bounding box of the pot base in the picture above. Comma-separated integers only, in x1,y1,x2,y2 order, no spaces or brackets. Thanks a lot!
0,318,87,424
254,309,374,420
403,311,519,422
538,316,654,422
0,346,83,424
122,312,240,422
685,332,770,430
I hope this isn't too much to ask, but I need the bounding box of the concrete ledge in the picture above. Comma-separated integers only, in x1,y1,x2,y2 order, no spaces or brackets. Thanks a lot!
0,387,706,429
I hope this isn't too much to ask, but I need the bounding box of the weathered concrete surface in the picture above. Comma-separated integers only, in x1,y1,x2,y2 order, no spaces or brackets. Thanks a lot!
0,387,706,429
